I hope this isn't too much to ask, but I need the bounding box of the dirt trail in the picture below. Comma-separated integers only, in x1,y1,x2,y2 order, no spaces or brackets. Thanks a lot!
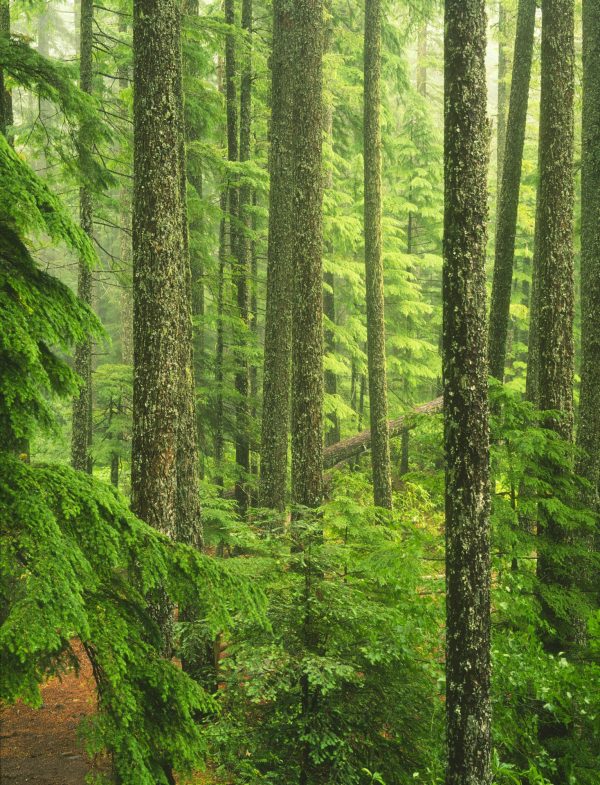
0,644,102,785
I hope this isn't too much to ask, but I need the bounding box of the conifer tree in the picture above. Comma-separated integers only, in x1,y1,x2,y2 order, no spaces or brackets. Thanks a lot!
533,0,575,657
131,0,185,546
443,2,491,784
259,0,294,511
0,0,11,138
363,0,392,509
488,0,536,380
577,0,600,519
234,0,252,513
71,0,94,473
291,0,324,515
290,2,324,780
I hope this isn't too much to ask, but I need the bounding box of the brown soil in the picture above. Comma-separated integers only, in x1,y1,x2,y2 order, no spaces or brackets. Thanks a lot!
0,643,103,785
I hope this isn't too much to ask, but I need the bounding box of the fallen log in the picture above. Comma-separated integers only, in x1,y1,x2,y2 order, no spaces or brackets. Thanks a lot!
323,396,443,470
221,396,443,499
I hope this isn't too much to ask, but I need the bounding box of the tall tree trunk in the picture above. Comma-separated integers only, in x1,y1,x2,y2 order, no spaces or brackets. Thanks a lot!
443,2,491,785
131,0,184,540
535,0,576,652
214,189,227,490
71,0,94,474
259,0,294,511
0,0,13,139
497,0,509,194
323,271,340,446
234,0,252,514
416,22,427,98
577,0,600,523
488,0,536,380
290,2,324,782
363,0,392,509
176,26,202,549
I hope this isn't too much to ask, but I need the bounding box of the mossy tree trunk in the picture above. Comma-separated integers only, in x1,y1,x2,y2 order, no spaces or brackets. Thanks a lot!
176,27,202,549
259,0,294,512
577,0,600,524
443,2,492,784
496,0,509,194
234,0,252,514
291,0,323,514
363,0,392,509
71,0,94,474
0,0,12,139
290,2,324,782
131,0,185,546
534,0,575,657
488,0,536,380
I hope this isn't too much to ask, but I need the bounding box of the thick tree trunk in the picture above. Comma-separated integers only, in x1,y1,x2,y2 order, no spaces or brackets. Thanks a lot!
576,0,600,521
363,0,392,509
488,0,536,380
71,0,94,474
259,0,294,511
131,0,185,542
290,3,324,783
291,0,324,512
443,3,492,785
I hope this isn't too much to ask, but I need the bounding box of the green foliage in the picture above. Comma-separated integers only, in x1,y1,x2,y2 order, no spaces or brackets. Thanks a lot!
0,453,266,783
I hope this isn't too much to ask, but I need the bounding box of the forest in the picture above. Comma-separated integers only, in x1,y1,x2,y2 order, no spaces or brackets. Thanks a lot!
0,0,599,783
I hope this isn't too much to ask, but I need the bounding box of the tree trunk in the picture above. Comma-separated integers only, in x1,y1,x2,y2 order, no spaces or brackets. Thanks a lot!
131,0,185,541
497,0,509,195
259,0,294,511
535,0,576,654
290,2,324,782
214,189,227,490
363,0,392,509
71,0,94,474
488,0,536,380
0,0,13,140
577,0,600,522
416,22,427,98
323,271,340,446
234,0,252,514
443,2,491,785
176,30,202,549
292,0,323,512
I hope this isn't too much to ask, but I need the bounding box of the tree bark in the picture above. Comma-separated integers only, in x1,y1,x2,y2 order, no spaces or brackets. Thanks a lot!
496,0,509,195
576,0,600,521
259,0,294,511
363,0,392,509
443,2,491,785
234,0,252,514
0,0,13,139
131,0,185,542
535,0,576,662
71,0,94,474
291,0,323,513
488,0,536,380
176,23,202,549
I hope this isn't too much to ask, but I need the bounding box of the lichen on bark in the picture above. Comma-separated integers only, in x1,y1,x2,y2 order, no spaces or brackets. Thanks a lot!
443,2,492,784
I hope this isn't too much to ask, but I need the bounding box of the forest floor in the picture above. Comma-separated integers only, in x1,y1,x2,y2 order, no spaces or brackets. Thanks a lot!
0,641,214,785
0,642,105,784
